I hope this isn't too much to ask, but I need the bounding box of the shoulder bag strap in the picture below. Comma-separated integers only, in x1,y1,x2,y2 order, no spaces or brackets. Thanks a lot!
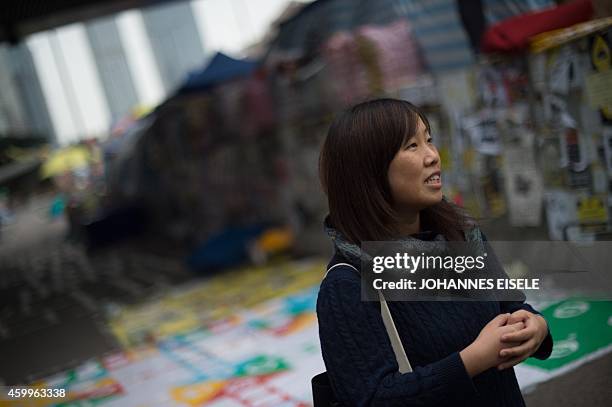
325,263,413,373
377,290,412,373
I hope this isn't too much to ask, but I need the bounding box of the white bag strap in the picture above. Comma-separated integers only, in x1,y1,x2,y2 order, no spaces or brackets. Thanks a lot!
325,262,413,373
378,290,412,373
324,262,356,279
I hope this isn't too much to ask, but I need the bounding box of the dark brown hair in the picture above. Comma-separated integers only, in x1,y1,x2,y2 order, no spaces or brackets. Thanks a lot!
319,98,472,243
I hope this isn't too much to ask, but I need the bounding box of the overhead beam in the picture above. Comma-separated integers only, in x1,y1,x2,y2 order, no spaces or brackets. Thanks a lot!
0,0,170,43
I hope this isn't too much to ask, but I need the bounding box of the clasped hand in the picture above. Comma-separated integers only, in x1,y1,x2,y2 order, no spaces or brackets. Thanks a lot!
497,310,548,370
460,309,549,377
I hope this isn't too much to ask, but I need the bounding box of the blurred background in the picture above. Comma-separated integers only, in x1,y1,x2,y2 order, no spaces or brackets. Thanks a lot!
0,0,611,405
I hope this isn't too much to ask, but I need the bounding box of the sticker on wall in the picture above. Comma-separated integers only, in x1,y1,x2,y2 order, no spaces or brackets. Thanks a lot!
545,190,577,240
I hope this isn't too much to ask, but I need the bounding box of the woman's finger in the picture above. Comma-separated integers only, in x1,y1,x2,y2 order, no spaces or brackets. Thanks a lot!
508,310,531,324
497,354,528,370
501,321,525,334
499,339,534,358
501,328,533,343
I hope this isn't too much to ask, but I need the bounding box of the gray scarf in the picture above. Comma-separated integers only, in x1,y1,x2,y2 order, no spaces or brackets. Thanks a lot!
324,216,455,267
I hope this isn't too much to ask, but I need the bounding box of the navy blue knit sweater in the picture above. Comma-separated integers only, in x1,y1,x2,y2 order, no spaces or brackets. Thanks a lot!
317,249,553,407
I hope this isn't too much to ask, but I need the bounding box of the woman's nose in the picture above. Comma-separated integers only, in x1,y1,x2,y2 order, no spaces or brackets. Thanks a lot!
424,146,439,166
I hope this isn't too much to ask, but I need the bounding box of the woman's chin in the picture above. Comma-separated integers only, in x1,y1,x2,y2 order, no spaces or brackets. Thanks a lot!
425,191,444,206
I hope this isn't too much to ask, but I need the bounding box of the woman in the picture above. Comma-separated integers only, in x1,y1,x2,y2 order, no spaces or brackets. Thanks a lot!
317,98,552,406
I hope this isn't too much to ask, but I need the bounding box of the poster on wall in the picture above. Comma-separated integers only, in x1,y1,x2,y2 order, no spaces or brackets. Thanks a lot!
559,113,588,172
463,111,502,156
502,133,543,227
588,33,612,123
557,112,592,189
548,45,584,96
437,69,477,112
576,194,608,225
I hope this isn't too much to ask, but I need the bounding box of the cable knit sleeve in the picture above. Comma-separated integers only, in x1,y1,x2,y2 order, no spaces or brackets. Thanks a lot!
316,268,478,407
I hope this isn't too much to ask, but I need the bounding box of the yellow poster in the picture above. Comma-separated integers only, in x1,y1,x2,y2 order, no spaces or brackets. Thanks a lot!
584,70,612,108
577,195,608,223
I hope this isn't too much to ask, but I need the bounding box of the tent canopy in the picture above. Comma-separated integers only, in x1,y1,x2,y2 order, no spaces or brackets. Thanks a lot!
178,52,258,94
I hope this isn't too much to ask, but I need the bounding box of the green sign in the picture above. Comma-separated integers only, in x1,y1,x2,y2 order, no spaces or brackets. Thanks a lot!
524,298,612,370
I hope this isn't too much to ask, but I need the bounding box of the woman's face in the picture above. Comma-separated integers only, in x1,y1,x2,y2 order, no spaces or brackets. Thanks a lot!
387,117,442,213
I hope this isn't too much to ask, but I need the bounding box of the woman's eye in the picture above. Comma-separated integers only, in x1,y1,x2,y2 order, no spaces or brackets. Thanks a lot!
427,138,433,144
407,143,418,149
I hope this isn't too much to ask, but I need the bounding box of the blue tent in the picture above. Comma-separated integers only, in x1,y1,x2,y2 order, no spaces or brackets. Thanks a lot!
178,52,258,94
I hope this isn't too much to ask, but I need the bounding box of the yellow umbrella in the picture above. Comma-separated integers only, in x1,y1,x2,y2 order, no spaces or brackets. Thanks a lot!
132,104,153,119
41,146,91,179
